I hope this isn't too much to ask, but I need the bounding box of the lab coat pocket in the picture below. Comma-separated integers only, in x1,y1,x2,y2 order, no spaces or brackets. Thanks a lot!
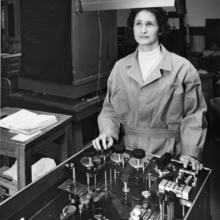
111,89,130,116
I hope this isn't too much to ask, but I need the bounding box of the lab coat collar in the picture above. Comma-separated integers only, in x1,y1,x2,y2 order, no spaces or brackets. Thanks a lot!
126,51,144,86
159,44,172,72
125,44,172,87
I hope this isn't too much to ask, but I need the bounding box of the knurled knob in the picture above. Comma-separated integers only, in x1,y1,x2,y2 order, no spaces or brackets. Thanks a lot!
112,143,126,154
157,152,172,170
132,149,145,159
85,150,96,158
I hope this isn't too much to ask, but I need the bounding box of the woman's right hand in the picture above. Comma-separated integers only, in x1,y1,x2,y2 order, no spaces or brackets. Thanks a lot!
92,133,114,151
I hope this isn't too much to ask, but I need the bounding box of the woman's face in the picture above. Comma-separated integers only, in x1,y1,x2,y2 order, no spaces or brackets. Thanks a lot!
133,10,160,51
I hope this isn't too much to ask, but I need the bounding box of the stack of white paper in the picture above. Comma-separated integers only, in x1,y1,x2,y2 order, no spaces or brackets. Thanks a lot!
3,157,56,181
0,109,57,135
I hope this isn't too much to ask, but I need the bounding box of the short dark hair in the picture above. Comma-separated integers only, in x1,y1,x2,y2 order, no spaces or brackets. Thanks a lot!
127,7,170,42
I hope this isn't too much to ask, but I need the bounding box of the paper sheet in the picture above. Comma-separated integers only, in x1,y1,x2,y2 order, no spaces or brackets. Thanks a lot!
3,158,56,181
0,109,57,135
11,131,42,142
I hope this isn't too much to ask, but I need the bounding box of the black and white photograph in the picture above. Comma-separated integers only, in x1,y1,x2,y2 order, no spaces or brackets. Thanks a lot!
0,0,220,219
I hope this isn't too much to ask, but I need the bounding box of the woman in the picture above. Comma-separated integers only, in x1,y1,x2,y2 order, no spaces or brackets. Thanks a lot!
92,8,207,173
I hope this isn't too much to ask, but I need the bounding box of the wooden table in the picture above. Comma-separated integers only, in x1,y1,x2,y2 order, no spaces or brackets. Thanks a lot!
4,90,105,152
0,107,73,190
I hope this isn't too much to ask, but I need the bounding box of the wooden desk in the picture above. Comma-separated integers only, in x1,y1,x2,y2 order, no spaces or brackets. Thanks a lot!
4,91,105,152
0,107,73,190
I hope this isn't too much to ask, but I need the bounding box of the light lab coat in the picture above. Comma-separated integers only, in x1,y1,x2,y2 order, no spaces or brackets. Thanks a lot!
98,45,207,159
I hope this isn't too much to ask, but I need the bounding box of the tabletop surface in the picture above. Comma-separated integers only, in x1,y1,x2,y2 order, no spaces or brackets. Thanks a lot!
0,107,72,147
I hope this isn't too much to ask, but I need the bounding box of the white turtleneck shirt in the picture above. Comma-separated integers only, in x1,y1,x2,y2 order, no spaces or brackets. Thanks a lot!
138,46,162,82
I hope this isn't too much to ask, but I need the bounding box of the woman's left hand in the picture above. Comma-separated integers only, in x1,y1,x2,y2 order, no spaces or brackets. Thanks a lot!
179,155,203,174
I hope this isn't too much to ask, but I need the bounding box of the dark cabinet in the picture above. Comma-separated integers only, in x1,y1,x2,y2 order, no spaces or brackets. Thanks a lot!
165,12,187,57
200,73,214,104
18,0,117,99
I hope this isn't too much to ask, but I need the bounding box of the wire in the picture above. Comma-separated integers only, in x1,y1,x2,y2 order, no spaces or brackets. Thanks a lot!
96,10,103,97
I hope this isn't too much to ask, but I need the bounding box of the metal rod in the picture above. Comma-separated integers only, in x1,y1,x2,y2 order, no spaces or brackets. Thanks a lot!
109,168,112,186
104,171,107,191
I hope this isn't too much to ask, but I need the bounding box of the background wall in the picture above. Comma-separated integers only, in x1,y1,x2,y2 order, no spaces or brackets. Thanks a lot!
117,9,130,27
187,0,220,26
187,0,220,52
117,0,220,52
117,1,220,26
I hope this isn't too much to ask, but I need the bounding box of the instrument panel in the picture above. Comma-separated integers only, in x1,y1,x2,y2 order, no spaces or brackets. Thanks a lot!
0,143,212,220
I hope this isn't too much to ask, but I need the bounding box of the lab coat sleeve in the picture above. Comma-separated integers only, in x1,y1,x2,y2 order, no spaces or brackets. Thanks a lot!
180,63,208,159
98,63,121,140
